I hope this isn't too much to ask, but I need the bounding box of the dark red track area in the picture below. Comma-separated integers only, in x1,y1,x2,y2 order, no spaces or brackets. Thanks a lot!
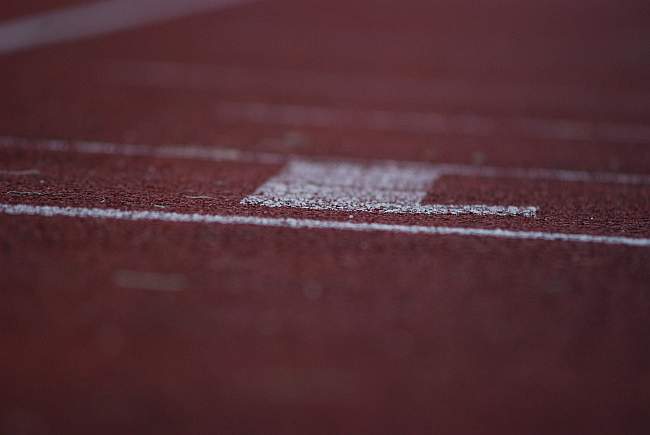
1,1,650,434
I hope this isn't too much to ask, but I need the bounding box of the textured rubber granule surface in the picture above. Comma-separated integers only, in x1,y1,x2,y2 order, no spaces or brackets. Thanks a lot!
1,1,650,434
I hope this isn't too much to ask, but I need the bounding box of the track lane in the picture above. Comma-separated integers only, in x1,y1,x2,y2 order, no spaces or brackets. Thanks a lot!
2,0,650,434
2,208,650,434
1,147,649,237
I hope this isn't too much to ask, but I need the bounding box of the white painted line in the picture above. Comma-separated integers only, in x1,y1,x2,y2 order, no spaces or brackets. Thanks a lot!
1,203,649,247
242,160,538,217
215,101,650,145
0,0,258,55
2,136,650,185
0,136,284,164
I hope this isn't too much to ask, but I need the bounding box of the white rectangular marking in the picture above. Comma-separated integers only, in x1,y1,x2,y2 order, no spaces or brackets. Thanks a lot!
242,160,537,217
1,203,649,248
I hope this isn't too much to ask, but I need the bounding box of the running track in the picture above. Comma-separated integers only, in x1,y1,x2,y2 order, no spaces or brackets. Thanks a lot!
1,1,650,434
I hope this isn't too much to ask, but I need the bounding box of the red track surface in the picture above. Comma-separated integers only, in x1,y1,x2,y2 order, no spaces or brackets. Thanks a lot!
1,1,650,434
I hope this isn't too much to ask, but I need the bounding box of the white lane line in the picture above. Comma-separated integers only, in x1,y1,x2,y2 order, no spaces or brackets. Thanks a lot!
107,60,650,119
242,160,538,217
2,136,650,185
215,102,650,145
1,203,649,247
0,0,258,55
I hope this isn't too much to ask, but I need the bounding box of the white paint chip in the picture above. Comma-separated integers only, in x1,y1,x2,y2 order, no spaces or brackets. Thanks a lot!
242,160,538,217
1,203,649,248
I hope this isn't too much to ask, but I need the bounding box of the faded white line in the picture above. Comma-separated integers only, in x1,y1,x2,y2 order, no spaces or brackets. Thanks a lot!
0,169,40,176
0,136,284,164
1,203,649,247
215,101,650,144
113,270,187,291
2,136,650,185
107,60,650,119
242,160,537,217
0,0,258,55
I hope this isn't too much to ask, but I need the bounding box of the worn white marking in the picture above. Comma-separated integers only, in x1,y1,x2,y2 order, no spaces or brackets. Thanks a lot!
215,102,650,144
1,203,649,247
113,270,187,291
0,0,258,55
2,136,650,186
242,160,537,217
